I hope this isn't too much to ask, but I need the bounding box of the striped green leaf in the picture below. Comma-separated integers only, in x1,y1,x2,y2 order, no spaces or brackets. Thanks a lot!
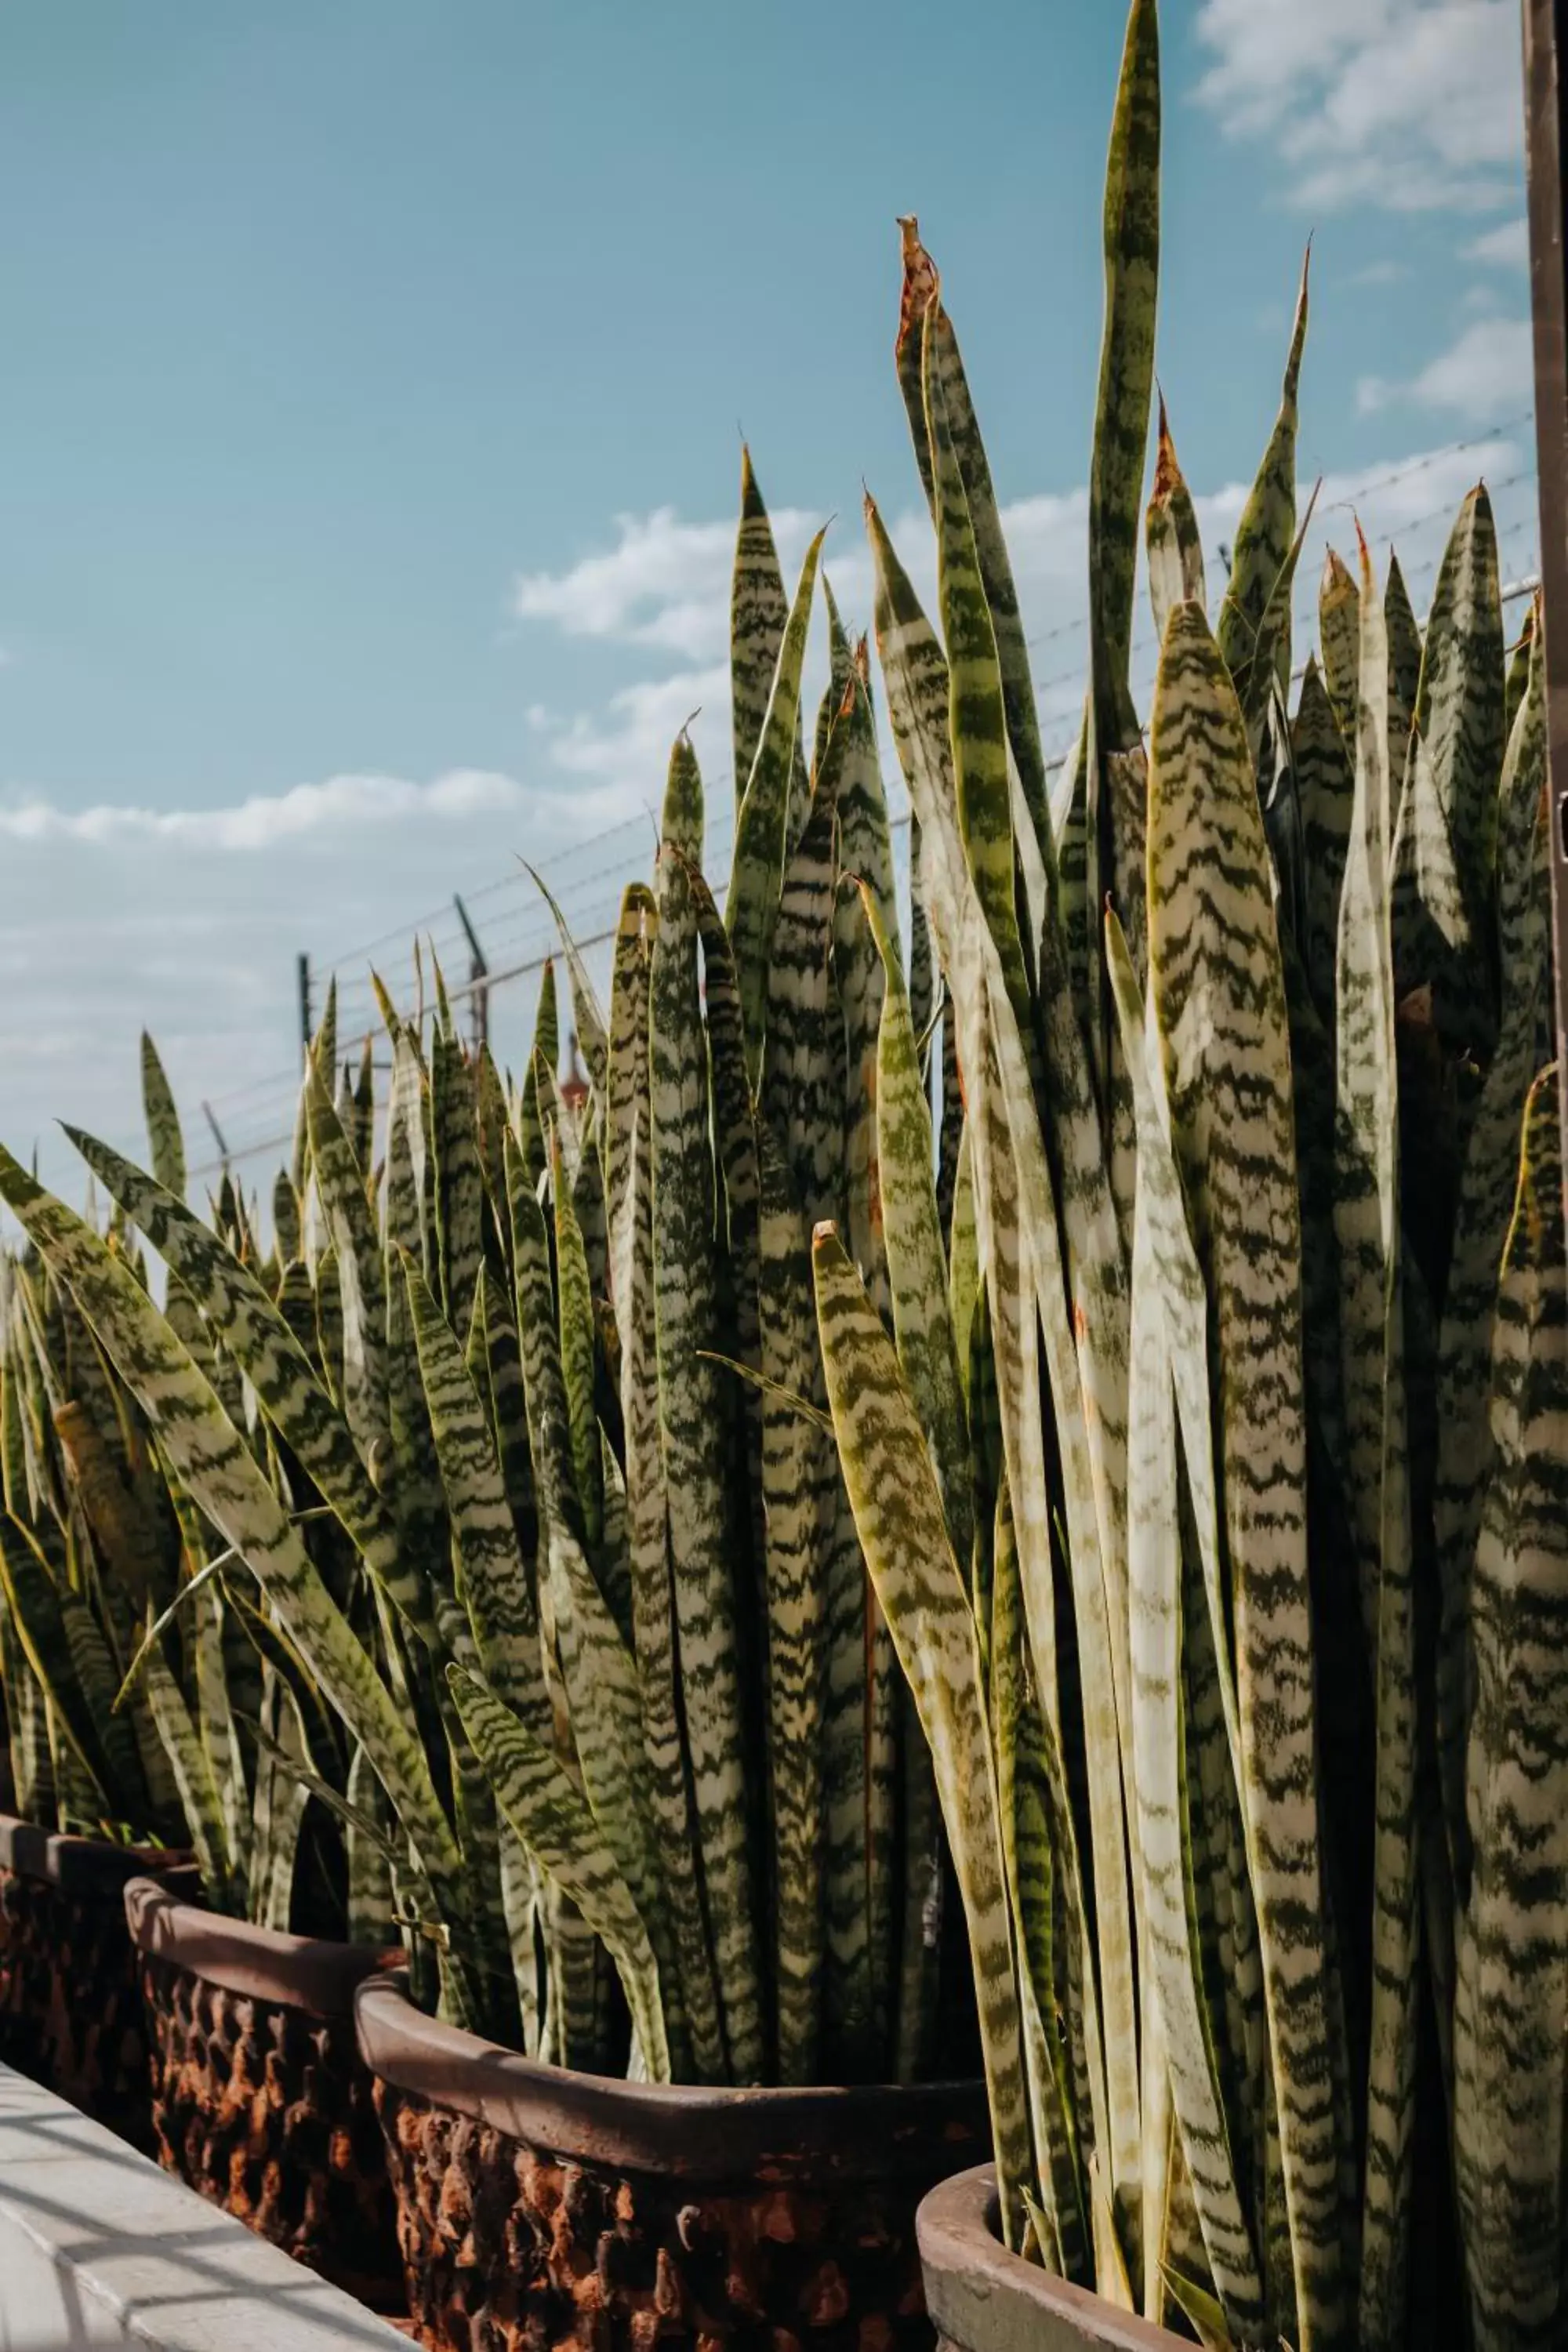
1330,545,1418,2348
922,306,1033,1044
140,1620,236,1908
652,735,762,2080
1120,976,1263,2336
1145,396,1206,644
1319,548,1359,747
0,1516,116,1821
544,1518,672,2031
1088,0,1160,759
611,946,721,2084
1413,485,1507,937
0,1149,467,1925
1294,658,1355,1024
305,1056,387,1464
1436,617,1549,1886
404,1257,537,1731
524,864,609,1100
1147,602,1348,2344
756,1118,827,2084
1453,1065,1568,2352
140,1035,186,1201
728,531,828,1083
550,1127,604,1555
1217,250,1309,718
448,1661,670,2082
895,219,1054,867
863,887,972,1572
731,445,791,811
67,1130,435,1650
812,1225,1032,2249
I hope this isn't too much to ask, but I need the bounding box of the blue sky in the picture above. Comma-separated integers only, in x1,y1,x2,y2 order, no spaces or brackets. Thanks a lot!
0,0,1534,1194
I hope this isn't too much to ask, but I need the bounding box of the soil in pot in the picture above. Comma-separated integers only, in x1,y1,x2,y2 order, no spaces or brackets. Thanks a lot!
125,1876,404,2315
357,1970,991,2352
0,1813,188,2152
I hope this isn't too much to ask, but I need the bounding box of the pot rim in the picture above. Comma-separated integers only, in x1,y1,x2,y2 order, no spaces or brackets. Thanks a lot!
355,1968,990,2183
0,1809,190,1899
125,1875,400,2022
917,2167,1189,2351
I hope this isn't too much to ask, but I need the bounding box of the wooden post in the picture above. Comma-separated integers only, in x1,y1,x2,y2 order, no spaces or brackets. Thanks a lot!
1525,0,1568,1216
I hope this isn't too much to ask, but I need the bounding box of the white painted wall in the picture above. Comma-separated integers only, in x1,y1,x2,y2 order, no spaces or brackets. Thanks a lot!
0,2063,406,2352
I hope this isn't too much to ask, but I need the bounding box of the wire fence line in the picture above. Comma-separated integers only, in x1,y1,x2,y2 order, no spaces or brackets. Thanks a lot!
186,451,1542,1187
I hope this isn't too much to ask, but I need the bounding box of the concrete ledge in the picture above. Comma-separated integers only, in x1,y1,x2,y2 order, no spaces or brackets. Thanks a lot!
0,2062,407,2351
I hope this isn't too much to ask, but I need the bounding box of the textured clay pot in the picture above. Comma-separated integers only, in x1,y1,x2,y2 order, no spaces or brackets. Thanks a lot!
0,1812,187,2150
916,2168,1186,2352
356,1969,990,2352
125,1875,404,2313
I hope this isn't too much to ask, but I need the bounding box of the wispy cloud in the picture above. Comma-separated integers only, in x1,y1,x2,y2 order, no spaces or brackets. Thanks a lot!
1465,215,1529,267
512,501,819,662
0,769,544,851
1194,0,1523,215
1359,316,1533,419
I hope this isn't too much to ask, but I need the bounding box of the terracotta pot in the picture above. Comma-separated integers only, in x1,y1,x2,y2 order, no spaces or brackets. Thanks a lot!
125,1875,404,2314
356,1969,990,2352
916,2168,1185,2352
0,1812,187,2150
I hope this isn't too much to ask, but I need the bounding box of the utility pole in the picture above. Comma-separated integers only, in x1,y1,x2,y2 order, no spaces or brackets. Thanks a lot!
296,953,314,1069
453,894,490,1054
201,1102,230,1174
1524,0,1568,1219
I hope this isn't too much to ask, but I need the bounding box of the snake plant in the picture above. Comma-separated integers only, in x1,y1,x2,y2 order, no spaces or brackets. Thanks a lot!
0,2,1558,2339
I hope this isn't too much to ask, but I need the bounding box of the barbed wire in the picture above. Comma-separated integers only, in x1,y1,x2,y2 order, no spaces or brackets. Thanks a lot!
183,436,1541,1182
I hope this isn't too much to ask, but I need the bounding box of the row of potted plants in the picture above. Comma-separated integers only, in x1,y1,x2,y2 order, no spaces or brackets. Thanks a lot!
0,1,1554,2346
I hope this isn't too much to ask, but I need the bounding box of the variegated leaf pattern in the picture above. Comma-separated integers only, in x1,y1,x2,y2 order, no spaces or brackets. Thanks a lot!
1295,657,1355,1023
1145,396,1205,645
895,220,1054,868
652,735,762,2081
1332,543,1418,2350
1412,485,1507,942
67,1129,436,1650
813,1225,1033,2249
1319,548,1360,748
405,1258,540,1730
728,531,827,1083
1088,0,1160,760
1148,603,1348,2346
1436,619,1549,1886
0,1149,467,1931
1453,1067,1568,2352
447,1663,670,2083
1217,250,1308,719
731,445,791,813
140,1034,187,1201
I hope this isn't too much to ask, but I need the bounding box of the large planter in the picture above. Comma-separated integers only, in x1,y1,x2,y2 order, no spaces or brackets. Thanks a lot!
125,1876,404,2314
0,1812,187,2151
356,1969,990,2352
917,2168,1184,2352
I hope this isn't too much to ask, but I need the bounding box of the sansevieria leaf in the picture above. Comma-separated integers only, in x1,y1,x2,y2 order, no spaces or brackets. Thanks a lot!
812,1225,1032,2250
448,1661,670,2084
1147,602,1348,2347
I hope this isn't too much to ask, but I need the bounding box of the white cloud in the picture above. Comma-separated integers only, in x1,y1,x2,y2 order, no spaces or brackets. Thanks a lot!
0,768,540,851
1359,316,1533,419
512,501,819,662
1194,0,1524,214
1465,215,1529,267
1348,260,1407,287
6,424,1540,1221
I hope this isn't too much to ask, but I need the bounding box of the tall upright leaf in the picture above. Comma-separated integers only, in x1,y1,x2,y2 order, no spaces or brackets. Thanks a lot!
652,737,762,2080
1148,603,1348,2346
